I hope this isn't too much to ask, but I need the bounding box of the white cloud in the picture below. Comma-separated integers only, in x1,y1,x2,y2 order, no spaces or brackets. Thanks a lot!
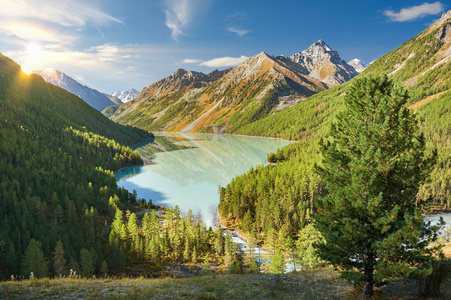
183,58,203,64
164,0,208,41
0,0,122,28
0,0,121,48
383,2,444,22
200,56,249,67
227,27,250,37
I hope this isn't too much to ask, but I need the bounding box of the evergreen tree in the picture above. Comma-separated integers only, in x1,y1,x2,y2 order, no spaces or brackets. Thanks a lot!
314,74,441,298
100,259,108,276
215,228,224,257
192,246,198,263
53,240,67,276
21,239,48,278
80,248,94,278
183,236,191,262
269,249,285,274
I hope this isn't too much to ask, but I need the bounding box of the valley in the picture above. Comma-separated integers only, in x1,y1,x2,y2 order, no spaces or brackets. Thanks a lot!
0,2,451,299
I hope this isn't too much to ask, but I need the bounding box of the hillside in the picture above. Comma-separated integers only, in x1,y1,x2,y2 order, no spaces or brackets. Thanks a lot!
32,69,120,111
0,53,151,279
1,265,451,299
219,10,451,246
112,50,333,133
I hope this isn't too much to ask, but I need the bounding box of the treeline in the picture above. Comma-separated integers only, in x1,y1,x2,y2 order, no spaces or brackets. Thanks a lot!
109,206,244,274
0,54,150,279
219,141,323,249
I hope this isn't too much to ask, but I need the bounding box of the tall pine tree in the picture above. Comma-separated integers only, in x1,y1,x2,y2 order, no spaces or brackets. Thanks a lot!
314,74,441,298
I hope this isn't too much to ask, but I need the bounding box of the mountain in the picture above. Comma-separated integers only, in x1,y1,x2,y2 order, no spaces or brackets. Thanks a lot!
32,69,120,111
111,88,140,103
347,58,368,73
112,52,327,133
221,10,451,240
275,40,359,86
0,53,151,279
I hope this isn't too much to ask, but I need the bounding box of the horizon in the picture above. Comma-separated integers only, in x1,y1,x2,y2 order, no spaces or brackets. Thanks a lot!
0,0,448,93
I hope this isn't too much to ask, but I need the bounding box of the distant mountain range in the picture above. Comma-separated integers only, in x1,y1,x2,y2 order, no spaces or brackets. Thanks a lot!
112,40,359,133
111,89,140,103
32,69,121,111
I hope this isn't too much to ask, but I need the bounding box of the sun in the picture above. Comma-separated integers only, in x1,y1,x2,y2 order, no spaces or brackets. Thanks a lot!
27,43,43,57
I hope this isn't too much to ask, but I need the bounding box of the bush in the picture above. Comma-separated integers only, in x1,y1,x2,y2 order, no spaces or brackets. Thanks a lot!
229,260,243,274
415,256,451,297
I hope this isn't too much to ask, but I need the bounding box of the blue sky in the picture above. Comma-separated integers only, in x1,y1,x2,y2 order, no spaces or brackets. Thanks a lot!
0,0,448,93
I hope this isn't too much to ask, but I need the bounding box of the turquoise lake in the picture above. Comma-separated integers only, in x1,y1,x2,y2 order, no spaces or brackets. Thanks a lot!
115,133,291,227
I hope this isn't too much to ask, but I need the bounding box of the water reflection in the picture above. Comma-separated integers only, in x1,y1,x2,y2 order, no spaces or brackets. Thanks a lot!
115,133,291,227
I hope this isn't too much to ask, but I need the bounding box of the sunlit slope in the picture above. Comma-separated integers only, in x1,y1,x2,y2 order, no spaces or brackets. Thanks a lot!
0,53,149,279
112,52,327,133
238,11,451,140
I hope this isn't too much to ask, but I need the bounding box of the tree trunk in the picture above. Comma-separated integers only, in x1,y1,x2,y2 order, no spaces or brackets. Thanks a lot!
358,281,374,300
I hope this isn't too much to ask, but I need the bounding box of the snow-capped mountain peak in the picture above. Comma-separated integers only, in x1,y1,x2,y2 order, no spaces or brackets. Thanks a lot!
32,69,118,111
347,58,368,73
111,89,140,103
278,40,358,86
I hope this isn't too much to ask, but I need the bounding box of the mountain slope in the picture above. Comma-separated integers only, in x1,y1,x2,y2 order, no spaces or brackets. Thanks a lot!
239,10,451,140
0,53,150,279
218,10,451,245
112,52,327,133
32,69,119,111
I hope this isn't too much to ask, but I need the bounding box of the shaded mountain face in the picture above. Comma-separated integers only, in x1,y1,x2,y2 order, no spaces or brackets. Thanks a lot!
347,58,368,73
112,52,327,133
32,69,118,111
276,40,358,86
111,88,140,103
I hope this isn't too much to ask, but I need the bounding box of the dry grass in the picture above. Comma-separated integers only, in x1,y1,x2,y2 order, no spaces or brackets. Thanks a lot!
442,242,451,257
407,90,449,110
1,267,451,299
0,269,353,300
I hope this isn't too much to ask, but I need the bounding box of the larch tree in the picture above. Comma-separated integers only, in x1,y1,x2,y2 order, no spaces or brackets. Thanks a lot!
314,74,442,299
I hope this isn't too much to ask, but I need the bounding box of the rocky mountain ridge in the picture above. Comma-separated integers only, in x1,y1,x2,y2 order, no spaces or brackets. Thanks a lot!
112,50,328,133
275,40,358,86
32,69,119,111
112,40,361,133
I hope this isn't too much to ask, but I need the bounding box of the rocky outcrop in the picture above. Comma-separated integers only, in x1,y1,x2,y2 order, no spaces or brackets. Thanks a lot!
139,68,231,99
276,40,358,86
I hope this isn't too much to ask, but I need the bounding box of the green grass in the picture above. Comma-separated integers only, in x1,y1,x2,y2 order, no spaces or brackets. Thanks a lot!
1,267,450,299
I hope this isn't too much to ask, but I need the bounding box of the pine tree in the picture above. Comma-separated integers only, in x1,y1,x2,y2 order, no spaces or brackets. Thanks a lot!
100,259,108,276
53,240,67,276
269,249,285,274
80,248,94,278
21,239,48,278
215,228,224,257
314,74,441,298
192,246,198,263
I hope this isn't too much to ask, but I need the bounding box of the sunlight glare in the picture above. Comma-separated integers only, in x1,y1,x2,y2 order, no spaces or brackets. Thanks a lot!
27,43,42,58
